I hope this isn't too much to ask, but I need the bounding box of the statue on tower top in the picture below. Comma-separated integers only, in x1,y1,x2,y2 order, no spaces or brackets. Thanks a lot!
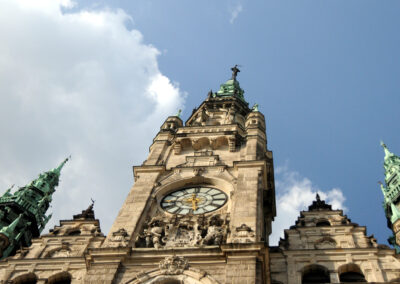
231,65,240,81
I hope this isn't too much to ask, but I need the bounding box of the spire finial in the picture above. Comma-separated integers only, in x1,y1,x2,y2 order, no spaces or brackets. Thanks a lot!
55,156,70,174
316,193,321,201
175,109,182,118
252,103,259,112
231,65,240,81
381,141,393,160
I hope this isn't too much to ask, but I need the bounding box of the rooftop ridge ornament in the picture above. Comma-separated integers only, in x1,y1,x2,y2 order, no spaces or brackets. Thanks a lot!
308,193,332,211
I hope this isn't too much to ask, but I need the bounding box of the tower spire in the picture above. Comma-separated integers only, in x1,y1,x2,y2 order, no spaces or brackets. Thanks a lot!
0,158,69,259
379,142,400,252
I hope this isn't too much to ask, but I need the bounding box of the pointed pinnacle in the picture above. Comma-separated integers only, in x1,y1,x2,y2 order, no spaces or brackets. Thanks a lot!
54,156,70,174
381,141,393,160
0,214,23,236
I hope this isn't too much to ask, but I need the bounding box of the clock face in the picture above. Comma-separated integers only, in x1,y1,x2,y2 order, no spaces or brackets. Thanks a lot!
161,187,227,215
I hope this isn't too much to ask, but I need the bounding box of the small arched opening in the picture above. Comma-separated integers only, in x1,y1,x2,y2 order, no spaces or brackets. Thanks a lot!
48,271,72,284
302,264,330,284
11,273,37,284
338,263,366,282
67,229,81,236
316,219,331,227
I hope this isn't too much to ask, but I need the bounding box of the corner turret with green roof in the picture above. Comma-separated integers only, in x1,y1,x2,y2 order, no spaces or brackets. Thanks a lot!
0,158,69,259
379,142,400,253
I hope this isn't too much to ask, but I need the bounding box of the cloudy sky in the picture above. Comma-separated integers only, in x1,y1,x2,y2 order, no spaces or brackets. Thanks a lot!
0,0,399,246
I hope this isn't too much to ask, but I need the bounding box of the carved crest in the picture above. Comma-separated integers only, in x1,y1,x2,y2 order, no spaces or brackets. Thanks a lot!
159,256,189,275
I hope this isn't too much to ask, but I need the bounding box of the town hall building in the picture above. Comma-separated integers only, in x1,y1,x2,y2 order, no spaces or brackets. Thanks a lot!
0,67,400,283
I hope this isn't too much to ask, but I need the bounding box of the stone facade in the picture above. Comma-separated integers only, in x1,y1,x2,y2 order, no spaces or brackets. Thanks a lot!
270,195,400,283
0,71,400,283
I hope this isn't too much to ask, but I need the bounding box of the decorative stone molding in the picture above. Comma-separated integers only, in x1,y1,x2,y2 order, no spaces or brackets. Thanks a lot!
231,224,255,243
108,228,129,247
173,141,182,155
193,168,203,176
228,136,236,152
159,256,189,275
314,237,337,249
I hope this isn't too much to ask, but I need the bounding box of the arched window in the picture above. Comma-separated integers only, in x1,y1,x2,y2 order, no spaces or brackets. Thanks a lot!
48,272,71,284
316,219,331,227
11,273,37,284
338,263,366,282
302,264,330,284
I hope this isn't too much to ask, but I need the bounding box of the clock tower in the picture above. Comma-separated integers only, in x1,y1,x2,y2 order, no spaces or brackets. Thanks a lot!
85,67,276,284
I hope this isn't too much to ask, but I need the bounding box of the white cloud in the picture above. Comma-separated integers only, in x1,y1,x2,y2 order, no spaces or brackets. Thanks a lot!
270,166,346,245
0,0,185,236
229,2,243,24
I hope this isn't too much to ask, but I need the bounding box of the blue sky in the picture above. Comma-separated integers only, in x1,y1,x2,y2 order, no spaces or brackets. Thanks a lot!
0,0,399,245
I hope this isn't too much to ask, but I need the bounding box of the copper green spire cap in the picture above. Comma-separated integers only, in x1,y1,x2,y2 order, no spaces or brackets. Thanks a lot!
216,65,247,104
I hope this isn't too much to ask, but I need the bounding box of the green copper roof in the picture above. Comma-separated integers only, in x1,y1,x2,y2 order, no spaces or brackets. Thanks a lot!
215,65,247,105
0,157,69,259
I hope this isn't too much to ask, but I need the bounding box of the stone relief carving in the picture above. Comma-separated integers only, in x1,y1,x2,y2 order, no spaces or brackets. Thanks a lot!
232,224,255,243
223,107,235,124
136,214,229,248
46,242,72,258
109,228,130,247
193,109,208,126
159,256,189,275
314,237,337,249
200,215,225,245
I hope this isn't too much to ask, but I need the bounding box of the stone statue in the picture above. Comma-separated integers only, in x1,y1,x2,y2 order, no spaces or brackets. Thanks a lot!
224,107,235,124
201,215,225,245
145,220,164,249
